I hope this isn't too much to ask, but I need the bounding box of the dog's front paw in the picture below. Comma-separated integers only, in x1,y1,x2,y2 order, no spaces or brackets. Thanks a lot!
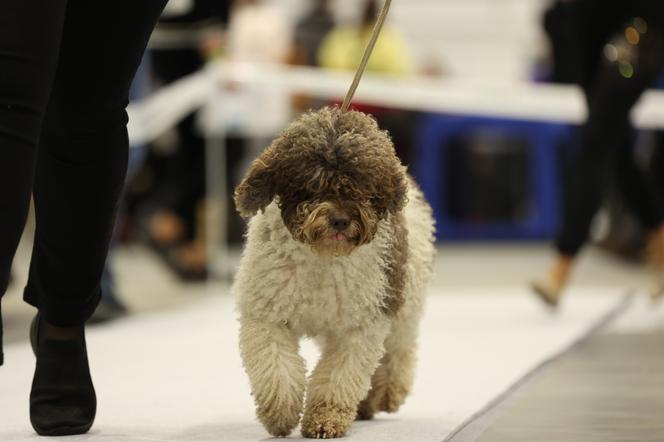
257,402,302,437
301,403,355,439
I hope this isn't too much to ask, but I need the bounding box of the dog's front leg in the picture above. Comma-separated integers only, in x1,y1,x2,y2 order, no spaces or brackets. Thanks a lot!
239,318,306,437
301,320,390,439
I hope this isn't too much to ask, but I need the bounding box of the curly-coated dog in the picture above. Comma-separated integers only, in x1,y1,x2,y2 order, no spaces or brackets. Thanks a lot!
233,107,435,439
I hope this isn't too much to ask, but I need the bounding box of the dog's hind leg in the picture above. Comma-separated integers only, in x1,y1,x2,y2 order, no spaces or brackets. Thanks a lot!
239,319,306,437
301,320,390,439
357,310,420,420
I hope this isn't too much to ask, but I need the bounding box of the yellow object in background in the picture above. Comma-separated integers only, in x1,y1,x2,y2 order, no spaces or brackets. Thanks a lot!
318,26,413,76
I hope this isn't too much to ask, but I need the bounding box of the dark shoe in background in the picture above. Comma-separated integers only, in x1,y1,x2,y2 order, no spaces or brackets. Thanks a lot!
88,297,129,325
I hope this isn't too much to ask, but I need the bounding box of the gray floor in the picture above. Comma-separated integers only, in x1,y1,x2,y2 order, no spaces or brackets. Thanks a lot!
463,329,664,442
3,238,662,441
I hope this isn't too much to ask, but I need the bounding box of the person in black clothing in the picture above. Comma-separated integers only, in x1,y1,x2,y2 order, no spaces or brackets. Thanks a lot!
0,0,166,435
533,0,664,306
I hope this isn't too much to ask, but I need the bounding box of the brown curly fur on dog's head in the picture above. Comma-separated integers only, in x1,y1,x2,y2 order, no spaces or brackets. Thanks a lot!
235,107,407,256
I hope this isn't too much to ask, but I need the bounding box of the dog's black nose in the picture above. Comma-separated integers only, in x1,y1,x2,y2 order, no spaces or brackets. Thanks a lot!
331,217,350,231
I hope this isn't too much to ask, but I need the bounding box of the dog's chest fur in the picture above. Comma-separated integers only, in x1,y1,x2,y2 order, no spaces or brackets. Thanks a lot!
234,202,393,336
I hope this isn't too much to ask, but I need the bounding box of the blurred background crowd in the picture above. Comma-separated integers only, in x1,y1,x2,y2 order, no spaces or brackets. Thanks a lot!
7,0,664,323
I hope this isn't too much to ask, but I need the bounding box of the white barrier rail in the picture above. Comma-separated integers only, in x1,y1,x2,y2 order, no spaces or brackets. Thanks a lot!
127,68,216,145
127,61,664,146
125,61,664,279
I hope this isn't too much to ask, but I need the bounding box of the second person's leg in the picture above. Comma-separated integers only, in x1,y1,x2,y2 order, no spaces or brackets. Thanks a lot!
535,25,664,306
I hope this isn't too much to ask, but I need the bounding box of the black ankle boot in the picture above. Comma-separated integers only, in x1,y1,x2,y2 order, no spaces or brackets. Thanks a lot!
29,314,96,436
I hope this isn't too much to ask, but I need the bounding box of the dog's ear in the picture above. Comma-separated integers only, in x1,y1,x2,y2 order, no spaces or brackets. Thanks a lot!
375,155,408,216
234,148,277,218
385,163,408,215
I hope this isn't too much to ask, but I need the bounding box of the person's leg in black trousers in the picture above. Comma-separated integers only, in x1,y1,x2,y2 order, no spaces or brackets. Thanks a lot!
0,0,166,435
614,129,664,234
534,23,664,306
613,125,664,299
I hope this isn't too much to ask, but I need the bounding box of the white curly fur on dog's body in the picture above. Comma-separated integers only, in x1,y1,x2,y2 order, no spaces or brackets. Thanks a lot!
235,180,435,438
